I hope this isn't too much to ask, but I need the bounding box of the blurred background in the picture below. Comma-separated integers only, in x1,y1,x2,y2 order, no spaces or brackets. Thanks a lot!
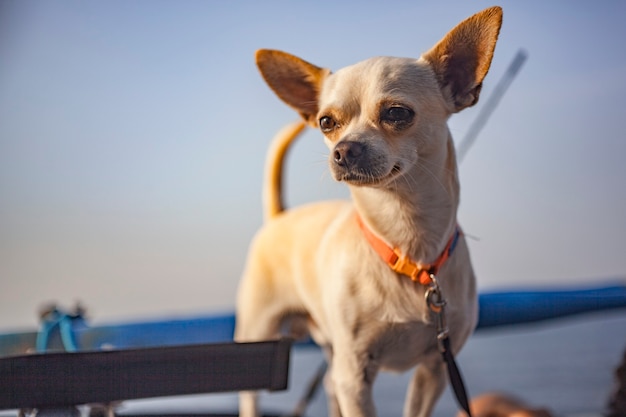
1,1,625,331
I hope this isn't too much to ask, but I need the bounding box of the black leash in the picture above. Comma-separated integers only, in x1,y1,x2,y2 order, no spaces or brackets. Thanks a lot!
440,334,472,416
426,276,473,417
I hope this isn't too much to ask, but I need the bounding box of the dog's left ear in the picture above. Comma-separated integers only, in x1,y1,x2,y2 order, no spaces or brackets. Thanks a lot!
423,6,503,113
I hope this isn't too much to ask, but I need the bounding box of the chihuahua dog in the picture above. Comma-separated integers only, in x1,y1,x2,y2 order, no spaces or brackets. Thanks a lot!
236,7,502,417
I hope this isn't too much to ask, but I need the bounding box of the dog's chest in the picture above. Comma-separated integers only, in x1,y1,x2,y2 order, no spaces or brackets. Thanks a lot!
333,271,445,371
359,319,439,372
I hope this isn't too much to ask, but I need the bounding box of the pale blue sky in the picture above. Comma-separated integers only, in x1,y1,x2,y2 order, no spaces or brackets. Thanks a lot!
1,1,625,329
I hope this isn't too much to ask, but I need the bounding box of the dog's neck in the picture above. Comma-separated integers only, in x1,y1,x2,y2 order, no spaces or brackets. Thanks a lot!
351,133,460,264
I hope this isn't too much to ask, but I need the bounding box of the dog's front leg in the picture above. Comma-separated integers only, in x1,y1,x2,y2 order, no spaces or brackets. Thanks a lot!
238,391,259,417
320,346,343,417
330,344,379,417
403,355,447,417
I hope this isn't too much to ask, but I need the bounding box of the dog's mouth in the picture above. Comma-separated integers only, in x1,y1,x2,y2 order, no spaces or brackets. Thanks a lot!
337,163,404,186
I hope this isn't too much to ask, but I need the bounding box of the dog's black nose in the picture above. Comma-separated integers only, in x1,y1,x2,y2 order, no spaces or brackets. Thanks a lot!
333,141,364,168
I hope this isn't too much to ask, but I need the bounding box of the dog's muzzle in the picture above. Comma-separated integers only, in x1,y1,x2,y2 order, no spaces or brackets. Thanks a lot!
331,140,374,183
331,141,395,186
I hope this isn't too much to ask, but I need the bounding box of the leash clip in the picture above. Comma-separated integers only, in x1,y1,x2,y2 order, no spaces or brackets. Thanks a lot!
425,276,474,417
425,274,449,352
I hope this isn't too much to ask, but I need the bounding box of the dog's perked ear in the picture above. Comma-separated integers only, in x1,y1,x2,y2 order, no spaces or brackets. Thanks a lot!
423,6,503,113
256,49,330,126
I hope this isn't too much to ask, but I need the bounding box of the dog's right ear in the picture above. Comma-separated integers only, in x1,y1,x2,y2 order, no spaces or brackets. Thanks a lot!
256,49,330,126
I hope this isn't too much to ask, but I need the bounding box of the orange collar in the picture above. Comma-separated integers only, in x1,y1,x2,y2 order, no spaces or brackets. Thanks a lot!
356,214,461,286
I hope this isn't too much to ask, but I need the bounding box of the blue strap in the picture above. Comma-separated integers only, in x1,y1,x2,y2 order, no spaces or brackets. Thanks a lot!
448,226,461,256
36,307,82,352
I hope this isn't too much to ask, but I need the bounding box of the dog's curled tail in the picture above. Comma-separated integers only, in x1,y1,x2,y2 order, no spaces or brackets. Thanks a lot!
263,120,307,222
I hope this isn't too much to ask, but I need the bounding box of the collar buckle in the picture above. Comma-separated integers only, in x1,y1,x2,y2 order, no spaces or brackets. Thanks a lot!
390,250,433,286
356,213,460,287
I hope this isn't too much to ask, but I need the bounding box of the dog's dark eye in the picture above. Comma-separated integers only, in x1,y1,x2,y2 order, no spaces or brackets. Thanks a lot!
381,106,414,125
319,116,337,133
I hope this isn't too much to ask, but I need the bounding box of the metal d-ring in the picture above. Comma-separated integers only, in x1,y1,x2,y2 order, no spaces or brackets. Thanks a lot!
425,274,449,352
425,275,446,313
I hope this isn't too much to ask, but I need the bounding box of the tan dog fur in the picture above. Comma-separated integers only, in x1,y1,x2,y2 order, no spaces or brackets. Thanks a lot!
236,7,503,417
